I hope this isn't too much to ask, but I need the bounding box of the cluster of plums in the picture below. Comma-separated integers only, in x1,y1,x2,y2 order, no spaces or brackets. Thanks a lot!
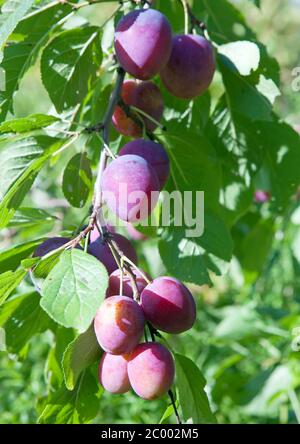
34,232,196,400
101,7,215,224
33,6,213,403
95,271,196,399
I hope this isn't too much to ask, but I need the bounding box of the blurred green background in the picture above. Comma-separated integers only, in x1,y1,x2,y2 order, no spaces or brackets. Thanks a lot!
1,0,300,424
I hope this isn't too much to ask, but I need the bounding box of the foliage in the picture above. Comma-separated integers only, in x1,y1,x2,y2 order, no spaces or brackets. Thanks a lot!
0,0,300,425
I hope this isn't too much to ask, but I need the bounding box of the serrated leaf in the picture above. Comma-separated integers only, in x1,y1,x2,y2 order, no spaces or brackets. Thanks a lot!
0,269,26,306
158,214,233,286
0,136,68,229
159,128,221,204
41,26,102,112
157,127,233,285
40,249,108,332
8,207,57,228
0,0,35,63
0,1,74,119
175,353,216,424
219,53,273,121
62,152,92,208
0,291,54,353
0,238,44,273
62,325,101,390
0,114,59,134
38,369,102,424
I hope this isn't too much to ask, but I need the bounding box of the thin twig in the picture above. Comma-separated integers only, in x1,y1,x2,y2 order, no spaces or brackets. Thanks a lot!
168,390,182,425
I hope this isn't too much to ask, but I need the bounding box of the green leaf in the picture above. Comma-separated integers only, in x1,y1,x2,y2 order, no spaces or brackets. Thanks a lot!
159,127,221,204
158,214,233,286
218,53,274,121
38,369,102,424
256,122,300,210
62,152,93,208
41,26,102,112
0,0,35,63
0,114,59,134
159,400,179,424
175,353,216,424
157,127,233,285
45,326,76,390
0,269,26,306
0,1,74,119
62,325,101,390
218,41,260,76
193,0,255,44
238,218,275,274
0,292,54,353
40,249,108,333
8,207,57,228
0,238,44,273
21,257,40,270
0,136,67,229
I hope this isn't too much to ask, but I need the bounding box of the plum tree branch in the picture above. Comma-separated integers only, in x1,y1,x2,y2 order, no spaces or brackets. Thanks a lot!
84,67,126,234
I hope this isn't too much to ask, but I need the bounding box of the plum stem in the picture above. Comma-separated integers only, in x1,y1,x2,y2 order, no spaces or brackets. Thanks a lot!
178,0,207,35
121,256,152,285
168,390,182,425
130,105,166,131
106,238,141,301
180,0,189,35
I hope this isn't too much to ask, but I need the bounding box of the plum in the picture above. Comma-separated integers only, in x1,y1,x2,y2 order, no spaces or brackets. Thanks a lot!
112,80,164,138
98,352,131,394
141,276,196,334
115,9,172,80
160,35,215,99
94,295,145,354
119,139,169,189
106,268,149,298
33,237,79,257
101,155,160,222
127,342,175,400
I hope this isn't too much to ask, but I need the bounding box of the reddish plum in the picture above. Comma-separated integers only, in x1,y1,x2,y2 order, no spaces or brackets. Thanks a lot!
141,276,196,334
106,268,149,298
98,353,131,394
101,155,160,223
128,343,175,400
94,295,145,354
112,80,164,138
